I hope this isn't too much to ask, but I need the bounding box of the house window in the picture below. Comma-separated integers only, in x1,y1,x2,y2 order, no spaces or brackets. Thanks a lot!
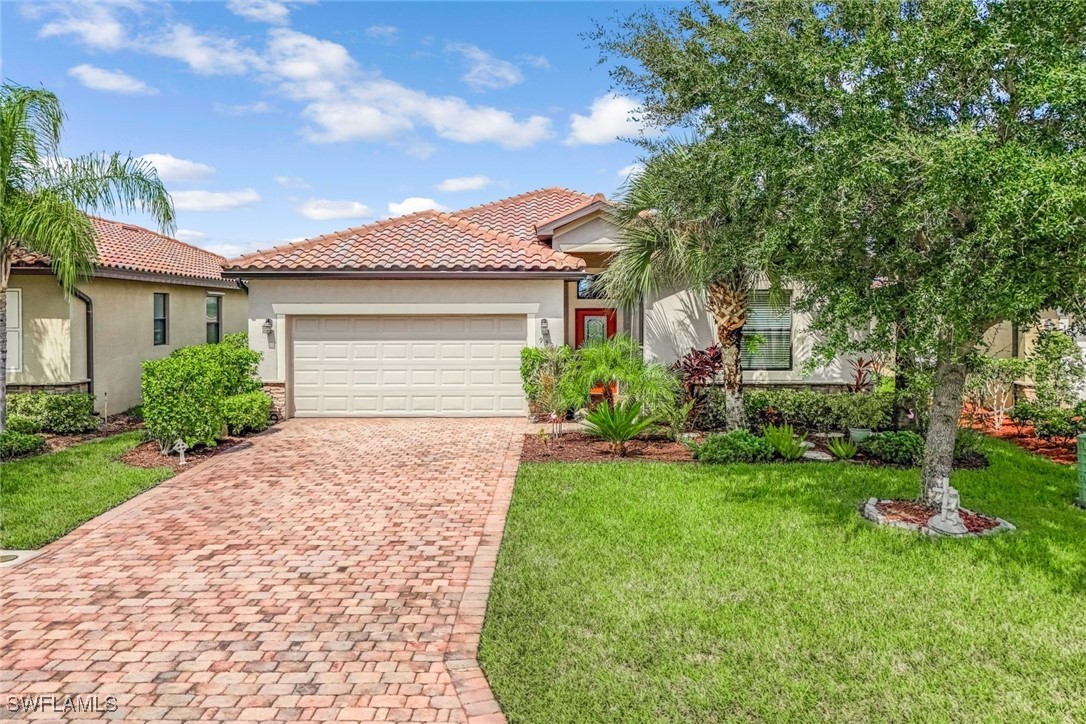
206,294,222,344
577,275,606,299
5,289,21,372
153,293,169,346
741,290,792,370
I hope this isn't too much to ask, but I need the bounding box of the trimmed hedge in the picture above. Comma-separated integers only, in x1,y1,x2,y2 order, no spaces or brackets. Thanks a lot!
222,392,271,435
743,389,892,433
0,430,47,458
860,431,925,466
6,414,42,435
7,392,99,434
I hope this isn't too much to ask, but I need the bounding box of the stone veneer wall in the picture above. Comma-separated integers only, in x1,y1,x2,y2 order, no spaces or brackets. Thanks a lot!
263,382,287,422
7,382,91,395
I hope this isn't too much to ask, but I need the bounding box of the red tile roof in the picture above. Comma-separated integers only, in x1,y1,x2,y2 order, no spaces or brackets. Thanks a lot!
226,188,598,273
12,217,228,281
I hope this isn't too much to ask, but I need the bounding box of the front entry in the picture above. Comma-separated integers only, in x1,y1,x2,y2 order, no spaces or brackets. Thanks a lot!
574,308,617,347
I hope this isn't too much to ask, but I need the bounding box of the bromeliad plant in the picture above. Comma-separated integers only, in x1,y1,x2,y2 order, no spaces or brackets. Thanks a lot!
582,400,655,456
826,437,858,461
762,423,807,461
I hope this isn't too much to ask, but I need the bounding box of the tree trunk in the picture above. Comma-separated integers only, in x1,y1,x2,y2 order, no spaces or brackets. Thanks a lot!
706,279,748,430
0,254,9,432
919,353,968,506
892,350,919,431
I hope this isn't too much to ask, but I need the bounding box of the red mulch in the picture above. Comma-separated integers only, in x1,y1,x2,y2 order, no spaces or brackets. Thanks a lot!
42,413,144,453
521,432,695,463
875,500,1002,534
962,413,1076,465
121,436,250,473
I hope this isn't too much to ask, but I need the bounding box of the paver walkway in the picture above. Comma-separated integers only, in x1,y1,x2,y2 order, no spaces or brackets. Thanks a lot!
1,418,523,722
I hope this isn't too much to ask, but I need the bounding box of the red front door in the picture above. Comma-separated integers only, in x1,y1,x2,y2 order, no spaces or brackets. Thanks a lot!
575,308,617,347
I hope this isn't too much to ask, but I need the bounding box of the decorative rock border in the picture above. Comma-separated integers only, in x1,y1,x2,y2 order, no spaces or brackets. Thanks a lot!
860,498,1016,537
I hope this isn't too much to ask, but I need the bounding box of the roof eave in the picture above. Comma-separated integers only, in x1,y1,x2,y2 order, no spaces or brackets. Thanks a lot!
221,268,587,281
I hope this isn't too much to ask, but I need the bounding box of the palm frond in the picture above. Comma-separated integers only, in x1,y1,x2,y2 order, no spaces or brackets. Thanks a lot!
0,84,65,220
3,189,96,291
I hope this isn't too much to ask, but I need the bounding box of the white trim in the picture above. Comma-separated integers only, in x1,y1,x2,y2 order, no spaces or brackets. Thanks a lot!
271,302,541,316
5,288,21,373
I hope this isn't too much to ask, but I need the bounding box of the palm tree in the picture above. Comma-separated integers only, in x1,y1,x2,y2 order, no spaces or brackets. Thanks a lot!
0,84,174,429
601,138,784,431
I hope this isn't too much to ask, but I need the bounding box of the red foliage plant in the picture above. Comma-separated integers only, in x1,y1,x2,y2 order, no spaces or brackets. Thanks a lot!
673,343,724,400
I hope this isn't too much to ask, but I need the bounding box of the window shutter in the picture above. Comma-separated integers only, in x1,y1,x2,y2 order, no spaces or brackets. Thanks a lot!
741,290,792,370
5,289,21,372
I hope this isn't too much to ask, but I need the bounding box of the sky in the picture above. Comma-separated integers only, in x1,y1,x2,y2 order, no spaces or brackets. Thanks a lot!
2,0,663,258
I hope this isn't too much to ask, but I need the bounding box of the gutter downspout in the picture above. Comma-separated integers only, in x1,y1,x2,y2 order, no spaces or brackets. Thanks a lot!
72,288,94,394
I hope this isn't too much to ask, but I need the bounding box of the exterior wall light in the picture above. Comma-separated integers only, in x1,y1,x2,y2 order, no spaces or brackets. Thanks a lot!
262,318,274,335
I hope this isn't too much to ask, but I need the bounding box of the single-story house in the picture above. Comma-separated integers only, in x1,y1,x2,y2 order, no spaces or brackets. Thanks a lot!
6,217,247,413
223,187,857,419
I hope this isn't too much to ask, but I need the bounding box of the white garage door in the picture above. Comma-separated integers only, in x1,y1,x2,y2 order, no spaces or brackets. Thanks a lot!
291,315,527,417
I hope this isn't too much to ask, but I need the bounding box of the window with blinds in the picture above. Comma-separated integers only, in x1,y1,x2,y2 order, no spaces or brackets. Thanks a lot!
741,290,792,370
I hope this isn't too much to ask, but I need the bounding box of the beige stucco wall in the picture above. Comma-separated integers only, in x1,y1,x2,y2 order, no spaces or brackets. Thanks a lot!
243,278,567,388
551,214,620,253
6,273,245,412
642,285,855,385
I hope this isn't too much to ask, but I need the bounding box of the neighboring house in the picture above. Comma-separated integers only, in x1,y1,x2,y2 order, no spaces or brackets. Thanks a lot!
224,188,855,419
6,217,246,413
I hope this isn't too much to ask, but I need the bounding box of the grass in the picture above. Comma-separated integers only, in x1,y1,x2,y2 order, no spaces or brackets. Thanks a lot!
480,437,1086,723
0,432,172,550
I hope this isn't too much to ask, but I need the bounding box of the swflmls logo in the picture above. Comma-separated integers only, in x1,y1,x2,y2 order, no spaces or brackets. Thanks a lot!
6,695,119,713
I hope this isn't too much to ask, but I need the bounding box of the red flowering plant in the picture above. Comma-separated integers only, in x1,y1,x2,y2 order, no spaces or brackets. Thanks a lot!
673,343,724,403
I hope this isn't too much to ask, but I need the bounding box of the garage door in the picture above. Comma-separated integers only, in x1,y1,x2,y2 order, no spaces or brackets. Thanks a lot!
291,315,527,417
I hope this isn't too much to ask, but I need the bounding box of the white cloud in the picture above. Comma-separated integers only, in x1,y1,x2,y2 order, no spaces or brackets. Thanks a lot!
297,199,372,221
366,25,399,42
566,94,654,145
214,101,272,115
446,42,524,91
388,197,447,216
140,153,215,182
27,1,128,50
523,54,551,70
175,229,208,242
172,189,261,211
227,0,313,25
617,162,645,179
68,64,156,95
274,175,309,188
437,175,491,193
150,24,263,75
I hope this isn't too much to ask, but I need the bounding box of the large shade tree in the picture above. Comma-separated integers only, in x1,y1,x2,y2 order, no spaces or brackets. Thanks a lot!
602,138,788,430
599,0,1086,504
0,84,174,429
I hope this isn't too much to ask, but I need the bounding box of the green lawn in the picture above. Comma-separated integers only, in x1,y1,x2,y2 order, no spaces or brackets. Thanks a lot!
0,432,172,550
481,437,1086,723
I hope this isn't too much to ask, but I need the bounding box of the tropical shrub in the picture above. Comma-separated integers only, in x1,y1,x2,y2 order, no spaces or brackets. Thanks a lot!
222,392,272,435
1008,401,1041,431
762,423,807,461
581,400,655,456
1030,328,1086,408
625,362,682,416
523,345,578,434
673,343,723,400
744,389,891,433
953,428,985,464
0,430,47,458
5,414,41,435
827,437,858,460
860,431,925,467
692,386,731,431
657,398,697,442
1033,407,1083,443
565,334,645,407
6,392,98,433
690,429,775,464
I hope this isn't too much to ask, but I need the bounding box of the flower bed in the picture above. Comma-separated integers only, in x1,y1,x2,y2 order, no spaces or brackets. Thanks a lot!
522,432,695,463
962,413,1076,465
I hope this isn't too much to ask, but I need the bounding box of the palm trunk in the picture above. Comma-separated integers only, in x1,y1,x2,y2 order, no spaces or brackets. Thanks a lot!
919,351,968,506
1,254,8,433
706,279,748,430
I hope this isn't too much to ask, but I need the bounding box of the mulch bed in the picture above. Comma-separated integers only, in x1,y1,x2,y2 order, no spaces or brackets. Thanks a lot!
521,432,695,463
42,413,144,453
121,436,250,473
873,499,1003,534
962,415,1076,465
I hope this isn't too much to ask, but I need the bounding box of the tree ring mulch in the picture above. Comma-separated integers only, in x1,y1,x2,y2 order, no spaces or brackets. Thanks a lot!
860,498,1015,537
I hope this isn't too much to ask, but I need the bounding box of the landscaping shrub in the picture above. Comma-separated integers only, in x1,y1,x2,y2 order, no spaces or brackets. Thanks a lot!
953,428,985,463
520,347,547,402
5,392,98,433
625,362,682,416
1008,401,1041,430
690,429,775,464
1030,328,1086,408
827,436,858,460
825,392,893,431
5,414,41,435
222,392,272,435
1033,407,1082,442
744,389,891,433
125,404,145,421
859,431,925,466
762,423,807,461
0,430,47,458
692,386,730,431
581,400,655,456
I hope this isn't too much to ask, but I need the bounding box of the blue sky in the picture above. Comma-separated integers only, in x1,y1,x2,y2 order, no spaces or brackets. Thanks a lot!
3,1,662,258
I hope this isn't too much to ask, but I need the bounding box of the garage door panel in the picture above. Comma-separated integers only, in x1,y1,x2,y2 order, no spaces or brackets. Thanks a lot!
292,315,526,417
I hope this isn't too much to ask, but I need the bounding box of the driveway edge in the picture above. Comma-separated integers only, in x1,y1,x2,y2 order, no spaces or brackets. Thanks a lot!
444,425,522,724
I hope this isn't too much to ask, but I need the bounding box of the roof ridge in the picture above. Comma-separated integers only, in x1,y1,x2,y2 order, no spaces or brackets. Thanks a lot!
226,209,440,265
443,187,594,220
89,215,227,263
434,212,585,268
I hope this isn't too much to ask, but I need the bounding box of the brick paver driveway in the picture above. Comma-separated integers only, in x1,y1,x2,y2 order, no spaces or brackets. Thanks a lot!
1,419,523,723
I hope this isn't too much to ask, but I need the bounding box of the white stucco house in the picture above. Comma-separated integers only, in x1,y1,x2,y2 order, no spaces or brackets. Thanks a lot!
223,188,855,419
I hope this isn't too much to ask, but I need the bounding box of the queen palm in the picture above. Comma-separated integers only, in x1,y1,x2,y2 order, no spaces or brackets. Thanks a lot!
0,84,174,429
601,138,784,430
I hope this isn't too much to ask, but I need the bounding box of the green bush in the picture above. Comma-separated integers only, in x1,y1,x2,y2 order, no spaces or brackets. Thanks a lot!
1033,407,1082,442
1008,401,1041,430
690,429,775,464
743,389,891,433
222,392,271,435
860,431,925,466
762,423,807,461
582,400,655,456
6,392,98,433
0,430,47,458
125,404,145,421
6,414,41,435
953,429,985,463
692,386,731,431
827,436,858,460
